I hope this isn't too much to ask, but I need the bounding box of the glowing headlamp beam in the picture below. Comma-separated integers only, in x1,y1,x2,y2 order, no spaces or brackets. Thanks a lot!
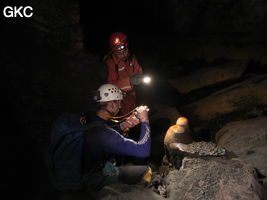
143,76,151,84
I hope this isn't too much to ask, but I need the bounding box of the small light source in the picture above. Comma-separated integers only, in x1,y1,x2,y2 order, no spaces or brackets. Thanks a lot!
143,76,151,84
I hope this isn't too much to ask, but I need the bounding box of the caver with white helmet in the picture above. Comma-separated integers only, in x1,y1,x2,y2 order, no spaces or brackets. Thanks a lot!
95,84,123,102
81,83,151,190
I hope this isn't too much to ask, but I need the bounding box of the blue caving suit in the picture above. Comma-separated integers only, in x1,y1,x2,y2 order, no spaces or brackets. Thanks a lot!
81,111,151,189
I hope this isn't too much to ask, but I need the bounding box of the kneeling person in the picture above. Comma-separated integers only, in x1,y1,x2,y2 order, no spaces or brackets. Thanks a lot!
82,84,152,190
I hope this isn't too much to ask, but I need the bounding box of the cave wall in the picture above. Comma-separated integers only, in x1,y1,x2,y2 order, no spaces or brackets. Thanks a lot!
76,0,267,76
165,0,267,35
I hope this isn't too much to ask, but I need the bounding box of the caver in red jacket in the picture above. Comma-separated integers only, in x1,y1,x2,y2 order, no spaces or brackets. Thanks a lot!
105,53,143,115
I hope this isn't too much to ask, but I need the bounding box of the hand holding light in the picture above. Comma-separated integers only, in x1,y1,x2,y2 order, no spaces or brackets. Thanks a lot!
135,105,149,123
130,74,143,85
130,74,152,85
120,112,140,130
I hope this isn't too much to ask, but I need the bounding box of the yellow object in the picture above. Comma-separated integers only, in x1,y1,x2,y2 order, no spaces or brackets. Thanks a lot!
97,110,112,120
143,167,152,183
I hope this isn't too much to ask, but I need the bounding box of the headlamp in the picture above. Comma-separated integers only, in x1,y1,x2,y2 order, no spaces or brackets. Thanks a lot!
115,44,126,51
143,76,151,84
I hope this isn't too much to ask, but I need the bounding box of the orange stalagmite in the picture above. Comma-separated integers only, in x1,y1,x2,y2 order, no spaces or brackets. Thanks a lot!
164,125,185,146
164,117,192,147
176,116,188,127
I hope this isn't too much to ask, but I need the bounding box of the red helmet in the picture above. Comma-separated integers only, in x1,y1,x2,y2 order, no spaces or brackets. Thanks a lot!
109,32,129,52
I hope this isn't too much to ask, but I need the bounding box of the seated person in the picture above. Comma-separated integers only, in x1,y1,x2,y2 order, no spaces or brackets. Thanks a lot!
81,84,152,191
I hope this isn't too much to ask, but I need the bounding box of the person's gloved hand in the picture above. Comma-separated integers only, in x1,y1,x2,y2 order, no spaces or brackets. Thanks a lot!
136,106,149,123
130,74,143,85
120,112,140,130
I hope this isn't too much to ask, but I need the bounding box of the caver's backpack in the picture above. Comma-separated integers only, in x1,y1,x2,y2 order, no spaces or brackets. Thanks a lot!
47,112,104,191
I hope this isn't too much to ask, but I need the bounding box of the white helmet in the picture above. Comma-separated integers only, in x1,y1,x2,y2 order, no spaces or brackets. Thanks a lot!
94,84,123,102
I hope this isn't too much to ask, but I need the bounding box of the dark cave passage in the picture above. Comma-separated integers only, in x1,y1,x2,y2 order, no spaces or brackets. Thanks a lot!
2,0,267,199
